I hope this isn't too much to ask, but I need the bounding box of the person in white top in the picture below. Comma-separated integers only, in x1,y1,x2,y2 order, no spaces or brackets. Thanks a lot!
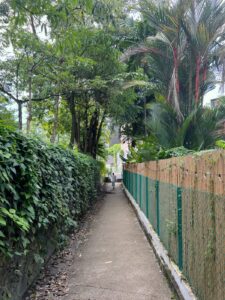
111,173,116,190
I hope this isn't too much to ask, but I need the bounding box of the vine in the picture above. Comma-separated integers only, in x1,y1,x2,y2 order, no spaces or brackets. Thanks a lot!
0,127,100,258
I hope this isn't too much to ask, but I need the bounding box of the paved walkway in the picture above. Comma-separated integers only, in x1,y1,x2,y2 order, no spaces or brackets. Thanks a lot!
64,184,174,300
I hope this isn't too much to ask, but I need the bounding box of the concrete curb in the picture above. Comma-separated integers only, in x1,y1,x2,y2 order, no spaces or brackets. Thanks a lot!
123,185,197,300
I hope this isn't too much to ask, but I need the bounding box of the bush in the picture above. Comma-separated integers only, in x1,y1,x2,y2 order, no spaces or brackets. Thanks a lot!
215,139,225,149
0,127,100,258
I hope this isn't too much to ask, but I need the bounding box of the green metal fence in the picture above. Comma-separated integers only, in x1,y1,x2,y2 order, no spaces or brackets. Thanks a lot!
124,169,184,272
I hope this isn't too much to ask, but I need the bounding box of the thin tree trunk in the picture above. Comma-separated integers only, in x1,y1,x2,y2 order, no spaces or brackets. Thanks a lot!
91,118,98,159
200,62,208,106
84,101,88,152
87,110,98,157
144,97,147,136
77,110,80,149
173,47,180,95
30,14,37,37
26,75,32,133
93,109,107,159
195,55,201,104
96,112,105,145
70,112,76,148
188,58,193,114
50,96,60,143
18,102,23,130
16,61,22,130
67,94,78,148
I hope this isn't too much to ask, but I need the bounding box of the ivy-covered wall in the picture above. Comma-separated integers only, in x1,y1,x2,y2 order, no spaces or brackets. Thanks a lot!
0,127,100,300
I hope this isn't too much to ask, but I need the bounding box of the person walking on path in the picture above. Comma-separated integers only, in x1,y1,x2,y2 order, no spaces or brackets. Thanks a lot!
111,172,116,190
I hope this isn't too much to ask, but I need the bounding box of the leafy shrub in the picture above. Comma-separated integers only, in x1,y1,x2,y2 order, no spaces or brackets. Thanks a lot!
158,146,195,159
215,140,225,149
0,127,100,258
124,137,195,163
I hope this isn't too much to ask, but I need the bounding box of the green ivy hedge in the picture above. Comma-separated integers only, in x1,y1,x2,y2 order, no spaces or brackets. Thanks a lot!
0,127,100,258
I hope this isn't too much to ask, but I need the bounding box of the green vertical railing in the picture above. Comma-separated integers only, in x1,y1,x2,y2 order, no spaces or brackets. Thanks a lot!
146,177,149,219
139,174,142,210
123,170,183,272
132,172,134,196
137,174,139,205
135,173,138,202
155,180,160,236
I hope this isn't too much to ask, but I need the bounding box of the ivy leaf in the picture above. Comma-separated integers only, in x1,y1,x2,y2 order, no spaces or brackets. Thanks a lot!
0,230,5,237
0,216,6,226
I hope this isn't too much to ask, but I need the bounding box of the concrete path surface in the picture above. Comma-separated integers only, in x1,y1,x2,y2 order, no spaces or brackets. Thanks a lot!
64,184,174,300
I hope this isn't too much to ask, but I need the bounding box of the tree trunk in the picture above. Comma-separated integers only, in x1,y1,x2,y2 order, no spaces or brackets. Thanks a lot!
26,75,32,133
173,47,180,95
200,62,208,106
50,96,60,143
144,97,147,136
195,55,201,105
188,58,193,114
96,111,105,146
67,94,78,148
84,101,88,152
18,102,23,130
30,14,37,37
87,110,98,158
77,110,80,149
93,112,106,158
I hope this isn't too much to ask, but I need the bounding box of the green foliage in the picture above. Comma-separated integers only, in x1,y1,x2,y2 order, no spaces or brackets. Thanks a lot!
125,136,194,163
108,143,121,156
147,102,225,150
107,143,122,171
0,97,17,130
0,127,100,258
98,159,107,177
159,147,194,159
126,137,160,163
215,140,225,149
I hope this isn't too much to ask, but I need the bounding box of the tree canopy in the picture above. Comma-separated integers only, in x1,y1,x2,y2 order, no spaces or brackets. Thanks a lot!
1,0,225,161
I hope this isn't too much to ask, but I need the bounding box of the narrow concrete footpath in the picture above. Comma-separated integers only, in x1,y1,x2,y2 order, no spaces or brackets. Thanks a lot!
64,184,174,300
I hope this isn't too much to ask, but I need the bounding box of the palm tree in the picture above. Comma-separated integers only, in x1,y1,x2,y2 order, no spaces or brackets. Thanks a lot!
181,0,225,104
146,101,225,150
122,0,225,119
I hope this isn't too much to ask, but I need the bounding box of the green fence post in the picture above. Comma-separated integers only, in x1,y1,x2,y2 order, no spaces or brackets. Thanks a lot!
129,171,131,193
128,171,130,192
130,173,133,196
137,174,139,205
126,171,128,188
126,170,127,188
135,173,138,202
146,177,149,219
130,172,131,192
130,172,132,194
139,175,142,209
177,187,183,271
126,171,128,189
155,180,160,236
132,173,134,197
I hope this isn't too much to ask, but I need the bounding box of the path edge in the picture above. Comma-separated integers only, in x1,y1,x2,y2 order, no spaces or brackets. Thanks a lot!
123,185,197,300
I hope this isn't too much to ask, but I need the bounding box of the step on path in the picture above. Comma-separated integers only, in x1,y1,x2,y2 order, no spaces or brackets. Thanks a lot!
64,184,174,300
